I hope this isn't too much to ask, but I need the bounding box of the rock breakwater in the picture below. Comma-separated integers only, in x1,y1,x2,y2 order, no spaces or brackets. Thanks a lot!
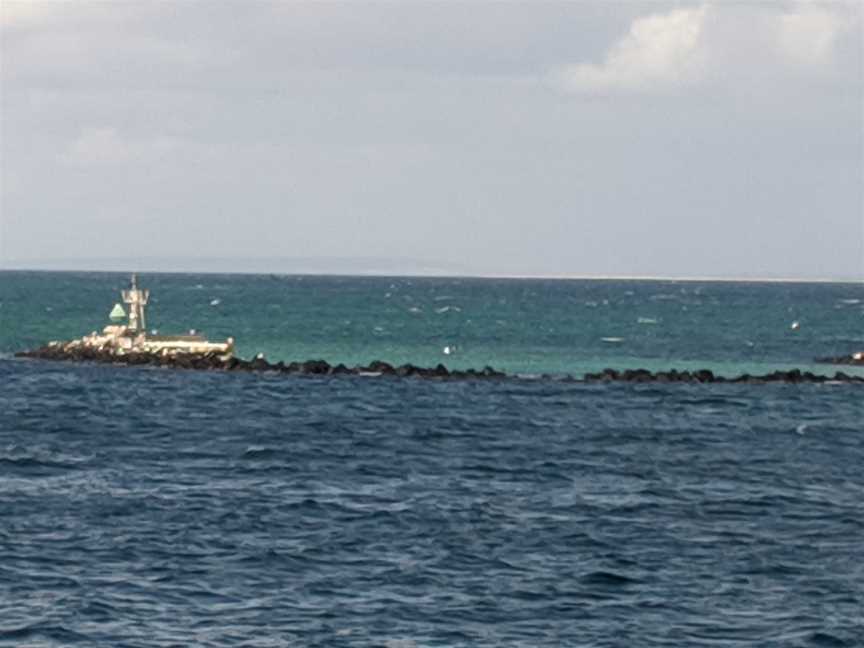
582,367,864,384
14,344,505,380
814,352,864,366
13,344,864,383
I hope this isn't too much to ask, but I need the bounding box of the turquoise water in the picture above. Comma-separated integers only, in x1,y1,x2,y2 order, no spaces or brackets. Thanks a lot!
2,271,863,377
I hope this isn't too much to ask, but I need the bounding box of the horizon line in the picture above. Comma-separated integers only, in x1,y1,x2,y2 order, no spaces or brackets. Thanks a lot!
0,264,861,285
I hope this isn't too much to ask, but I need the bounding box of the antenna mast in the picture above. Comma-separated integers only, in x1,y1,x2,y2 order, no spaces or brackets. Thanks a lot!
121,273,150,333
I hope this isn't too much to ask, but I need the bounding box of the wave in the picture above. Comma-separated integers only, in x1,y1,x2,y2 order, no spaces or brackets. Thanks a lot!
580,570,640,586
0,447,91,472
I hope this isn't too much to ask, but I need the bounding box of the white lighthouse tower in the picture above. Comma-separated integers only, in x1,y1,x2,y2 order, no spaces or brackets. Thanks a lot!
121,273,150,333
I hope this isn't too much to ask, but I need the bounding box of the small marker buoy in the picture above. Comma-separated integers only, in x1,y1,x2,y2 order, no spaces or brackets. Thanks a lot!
443,346,452,355
791,321,800,330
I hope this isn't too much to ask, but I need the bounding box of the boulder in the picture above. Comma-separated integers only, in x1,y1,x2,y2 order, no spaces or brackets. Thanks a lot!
367,360,396,375
301,359,331,375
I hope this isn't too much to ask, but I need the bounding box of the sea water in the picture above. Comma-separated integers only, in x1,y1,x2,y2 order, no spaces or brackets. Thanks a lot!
0,272,862,646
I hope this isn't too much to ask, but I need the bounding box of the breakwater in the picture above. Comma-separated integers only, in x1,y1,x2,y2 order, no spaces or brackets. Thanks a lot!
814,353,864,366
14,344,504,379
14,344,864,384
582,367,863,384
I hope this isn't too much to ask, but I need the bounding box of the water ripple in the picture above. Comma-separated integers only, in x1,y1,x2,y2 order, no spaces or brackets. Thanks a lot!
0,359,862,646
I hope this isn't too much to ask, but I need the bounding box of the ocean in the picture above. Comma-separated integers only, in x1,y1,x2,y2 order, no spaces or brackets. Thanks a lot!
1,271,862,646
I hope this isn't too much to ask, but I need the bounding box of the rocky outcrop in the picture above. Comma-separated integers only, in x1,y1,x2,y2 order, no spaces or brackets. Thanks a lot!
582,367,863,384
13,344,506,380
814,352,864,366
13,343,864,383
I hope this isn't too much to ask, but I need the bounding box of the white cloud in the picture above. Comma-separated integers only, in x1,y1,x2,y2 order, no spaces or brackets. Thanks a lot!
554,6,709,93
0,0,71,27
553,3,856,95
0,1,47,27
776,5,847,67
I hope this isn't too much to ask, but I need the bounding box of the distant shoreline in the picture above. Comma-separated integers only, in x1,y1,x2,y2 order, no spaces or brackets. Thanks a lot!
470,273,864,285
0,265,861,285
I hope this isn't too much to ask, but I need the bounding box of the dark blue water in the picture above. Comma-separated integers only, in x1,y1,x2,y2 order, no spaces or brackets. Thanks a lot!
1,272,863,646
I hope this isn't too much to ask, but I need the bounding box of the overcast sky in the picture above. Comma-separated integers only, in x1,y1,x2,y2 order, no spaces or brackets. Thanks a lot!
1,1,861,279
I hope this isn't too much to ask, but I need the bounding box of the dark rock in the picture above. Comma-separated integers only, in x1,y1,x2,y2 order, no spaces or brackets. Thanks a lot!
14,340,864,385
622,369,652,382
367,360,396,375
174,356,194,370
250,357,271,371
396,364,418,377
301,359,330,375
815,353,864,366
694,369,714,383
235,360,254,371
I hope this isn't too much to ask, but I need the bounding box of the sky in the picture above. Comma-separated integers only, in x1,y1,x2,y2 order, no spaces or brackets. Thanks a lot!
1,1,862,279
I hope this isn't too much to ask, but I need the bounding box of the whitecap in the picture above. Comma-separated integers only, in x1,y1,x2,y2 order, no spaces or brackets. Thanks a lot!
243,445,275,458
637,317,658,325
601,337,624,343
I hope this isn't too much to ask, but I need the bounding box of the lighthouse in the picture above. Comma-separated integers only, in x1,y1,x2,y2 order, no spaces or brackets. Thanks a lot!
121,273,150,333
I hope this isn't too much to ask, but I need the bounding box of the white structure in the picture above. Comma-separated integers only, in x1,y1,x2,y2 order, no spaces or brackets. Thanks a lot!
75,274,235,357
122,273,150,332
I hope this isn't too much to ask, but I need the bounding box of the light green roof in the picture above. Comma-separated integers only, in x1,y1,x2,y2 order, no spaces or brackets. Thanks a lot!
109,303,126,320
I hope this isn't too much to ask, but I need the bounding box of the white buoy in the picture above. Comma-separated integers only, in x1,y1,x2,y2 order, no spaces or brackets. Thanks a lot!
443,346,452,355
791,321,800,330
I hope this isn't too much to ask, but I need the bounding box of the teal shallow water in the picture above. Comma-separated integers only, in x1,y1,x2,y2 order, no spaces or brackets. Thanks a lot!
1,271,862,377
